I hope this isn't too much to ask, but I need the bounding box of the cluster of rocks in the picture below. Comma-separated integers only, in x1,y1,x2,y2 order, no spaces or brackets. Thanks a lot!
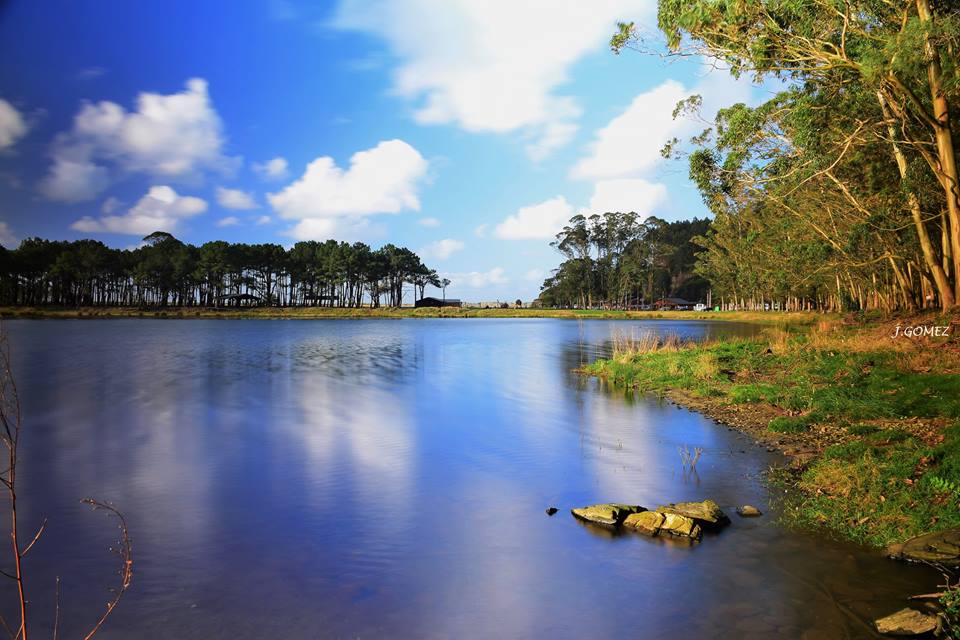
569,499,753,540
871,527,960,636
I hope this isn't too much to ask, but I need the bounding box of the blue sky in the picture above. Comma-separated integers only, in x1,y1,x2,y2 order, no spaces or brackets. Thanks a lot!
0,0,771,302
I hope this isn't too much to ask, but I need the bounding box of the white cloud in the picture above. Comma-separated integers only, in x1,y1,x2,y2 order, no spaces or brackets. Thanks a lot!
40,78,234,202
255,215,272,225
269,139,428,238
0,221,19,248
494,196,573,240
419,238,464,261
216,186,258,210
418,216,440,227
71,185,207,235
571,72,756,181
41,158,109,202
217,216,240,227
0,99,28,150
473,224,488,238
524,268,545,282
570,80,688,181
333,0,653,159
281,216,381,242
445,267,508,289
252,156,288,180
101,196,122,214
586,178,668,215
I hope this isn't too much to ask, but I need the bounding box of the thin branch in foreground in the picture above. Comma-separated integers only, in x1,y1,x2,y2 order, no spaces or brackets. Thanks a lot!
79,500,133,640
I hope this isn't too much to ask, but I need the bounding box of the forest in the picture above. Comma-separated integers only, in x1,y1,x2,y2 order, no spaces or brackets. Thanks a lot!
602,0,960,312
537,213,711,308
0,231,444,308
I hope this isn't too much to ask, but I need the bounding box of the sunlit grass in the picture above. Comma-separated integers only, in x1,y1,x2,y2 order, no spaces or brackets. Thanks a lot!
586,314,960,546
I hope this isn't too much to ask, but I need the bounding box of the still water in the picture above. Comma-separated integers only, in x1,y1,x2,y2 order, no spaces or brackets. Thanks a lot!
2,319,938,638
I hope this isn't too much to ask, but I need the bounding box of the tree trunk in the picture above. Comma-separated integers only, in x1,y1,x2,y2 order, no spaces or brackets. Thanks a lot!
917,0,960,303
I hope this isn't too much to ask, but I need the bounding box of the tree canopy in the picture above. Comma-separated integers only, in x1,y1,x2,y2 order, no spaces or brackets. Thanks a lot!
611,0,960,311
0,233,441,308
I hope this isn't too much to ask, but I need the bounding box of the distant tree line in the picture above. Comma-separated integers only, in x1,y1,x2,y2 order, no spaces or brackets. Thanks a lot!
537,212,710,308
0,231,443,308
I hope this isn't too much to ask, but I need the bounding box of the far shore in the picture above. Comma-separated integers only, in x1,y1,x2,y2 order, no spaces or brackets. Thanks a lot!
0,305,828,324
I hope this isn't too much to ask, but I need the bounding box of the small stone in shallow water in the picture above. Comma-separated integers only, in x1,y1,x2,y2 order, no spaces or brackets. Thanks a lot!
887,528,960,567
623,511,665,536
736,505,762,517
545,507,558,516
659,513,701,539
570,503,643,527
656,499,729,525
873,608,939,635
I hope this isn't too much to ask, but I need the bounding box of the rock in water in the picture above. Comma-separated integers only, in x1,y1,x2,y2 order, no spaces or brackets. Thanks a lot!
623,511,665,536
887,528,960,567
570,503,644,527
874,608,939,635
656,499,729,526
736,505,762,517
545,507,558,516
658,513,702,539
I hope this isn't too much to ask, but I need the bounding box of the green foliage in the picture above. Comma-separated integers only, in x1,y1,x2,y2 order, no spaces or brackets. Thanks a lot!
638,0,960,311
1,234,442,309
768,415,814,434
538,213,712,308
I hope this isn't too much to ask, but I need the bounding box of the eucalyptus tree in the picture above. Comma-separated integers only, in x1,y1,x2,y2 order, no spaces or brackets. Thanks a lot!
612,0,960,309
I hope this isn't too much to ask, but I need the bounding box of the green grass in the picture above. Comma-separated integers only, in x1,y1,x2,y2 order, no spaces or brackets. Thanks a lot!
586,328,960,547
778,425,960,547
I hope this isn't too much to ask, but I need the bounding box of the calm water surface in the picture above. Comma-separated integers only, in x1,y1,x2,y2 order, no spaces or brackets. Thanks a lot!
2,319,938,638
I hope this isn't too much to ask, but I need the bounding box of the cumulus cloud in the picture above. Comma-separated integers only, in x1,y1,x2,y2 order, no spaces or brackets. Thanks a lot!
333,0,653,160
269,139,428,238
0,221,19,248
587,178,668,215
281,216,382,242
494,196,574,240
419,238,464,261
473,224,488,238
524,268,545,282
491,180,669,243
571,72,756,181
71,185,207,235
418,216,440,227
101,196,122,214
252,156,288,180
216,186,258,210
445,267,508,289
41,158,109,202
217,216,240,227
255,215,272,225
40,78,235,202
0,99,28,150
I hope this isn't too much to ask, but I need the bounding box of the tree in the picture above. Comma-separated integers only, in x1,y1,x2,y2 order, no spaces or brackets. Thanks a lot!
611,0,960,310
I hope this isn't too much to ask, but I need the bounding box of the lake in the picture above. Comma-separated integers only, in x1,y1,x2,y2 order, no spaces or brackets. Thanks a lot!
2,319,937,638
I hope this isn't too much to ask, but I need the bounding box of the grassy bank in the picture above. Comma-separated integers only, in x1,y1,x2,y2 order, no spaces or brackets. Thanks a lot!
585,314,960,548
0,305,823,323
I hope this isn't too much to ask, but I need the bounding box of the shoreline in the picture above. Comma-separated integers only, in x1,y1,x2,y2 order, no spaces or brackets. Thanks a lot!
583,316,960,549
0,306,825,323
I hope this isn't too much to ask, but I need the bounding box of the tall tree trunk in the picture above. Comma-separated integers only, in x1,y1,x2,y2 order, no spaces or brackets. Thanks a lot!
917,0,960,303
877,90,955,308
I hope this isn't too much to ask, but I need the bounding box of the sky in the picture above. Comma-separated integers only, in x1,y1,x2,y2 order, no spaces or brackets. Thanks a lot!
0,0,774,302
